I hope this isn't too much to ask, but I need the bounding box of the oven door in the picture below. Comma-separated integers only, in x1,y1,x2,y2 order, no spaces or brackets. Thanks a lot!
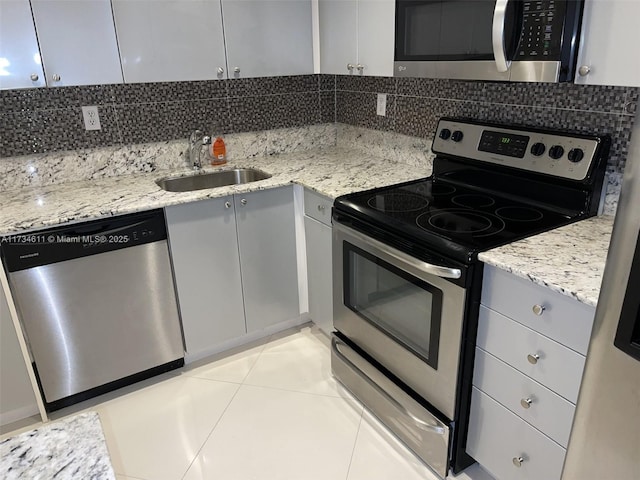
332,222,466,420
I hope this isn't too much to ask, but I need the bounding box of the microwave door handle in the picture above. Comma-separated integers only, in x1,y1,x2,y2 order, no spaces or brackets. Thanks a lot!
492,0,511,72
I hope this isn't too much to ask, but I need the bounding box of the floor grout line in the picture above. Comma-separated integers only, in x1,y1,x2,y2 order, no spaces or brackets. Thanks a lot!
177,382,242,480
344,406,366,480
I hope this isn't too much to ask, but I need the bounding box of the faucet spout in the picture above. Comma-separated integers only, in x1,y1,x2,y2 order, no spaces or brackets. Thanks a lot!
188,130,211,170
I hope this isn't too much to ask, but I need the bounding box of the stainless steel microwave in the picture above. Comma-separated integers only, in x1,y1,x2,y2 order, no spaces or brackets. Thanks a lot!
394,0,584,82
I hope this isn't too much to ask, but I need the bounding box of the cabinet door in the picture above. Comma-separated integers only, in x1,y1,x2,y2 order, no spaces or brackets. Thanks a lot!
112,0,227,83
1,283,38,426
30,0,123,86
235,187,300,332
0,0,46,90
165,198,246,359
221,0,313,77
318,0,357,75
304,216,333,335
357,0,395,77
575,0,640,87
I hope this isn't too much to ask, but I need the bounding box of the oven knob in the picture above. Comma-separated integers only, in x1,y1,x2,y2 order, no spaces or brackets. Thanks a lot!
451,130,464,142
549,145,565,159
530,142,546,156
568,148,585,163
439,128,452,140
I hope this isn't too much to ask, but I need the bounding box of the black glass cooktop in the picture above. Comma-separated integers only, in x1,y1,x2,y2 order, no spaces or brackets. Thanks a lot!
334,178,580,263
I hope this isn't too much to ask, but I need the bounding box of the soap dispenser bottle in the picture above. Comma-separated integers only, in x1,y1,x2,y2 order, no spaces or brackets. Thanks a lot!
211,137,227,166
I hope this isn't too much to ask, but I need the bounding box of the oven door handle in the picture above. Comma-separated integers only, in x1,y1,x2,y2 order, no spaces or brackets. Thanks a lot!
332,337,447,435
492,0,511,73
341,225,462,279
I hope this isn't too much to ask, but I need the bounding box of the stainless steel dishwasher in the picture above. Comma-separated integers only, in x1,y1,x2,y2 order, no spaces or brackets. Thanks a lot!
1,209,184,411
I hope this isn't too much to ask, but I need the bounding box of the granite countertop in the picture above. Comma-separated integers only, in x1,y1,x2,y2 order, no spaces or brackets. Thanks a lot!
0,412,115,480
478,215,615,307
0,146,430,236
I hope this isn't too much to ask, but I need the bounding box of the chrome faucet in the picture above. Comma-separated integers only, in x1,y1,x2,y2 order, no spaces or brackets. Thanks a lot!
188,130,211,170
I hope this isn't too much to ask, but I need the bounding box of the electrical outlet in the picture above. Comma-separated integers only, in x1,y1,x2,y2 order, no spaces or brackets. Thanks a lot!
377,93,387,116
82,106,101,131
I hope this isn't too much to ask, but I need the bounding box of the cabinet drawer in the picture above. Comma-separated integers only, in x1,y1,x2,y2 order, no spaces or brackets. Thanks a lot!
473,347,575,447
467,388,566,480
304,189,333,226
477,306,585,403
481,265,595,354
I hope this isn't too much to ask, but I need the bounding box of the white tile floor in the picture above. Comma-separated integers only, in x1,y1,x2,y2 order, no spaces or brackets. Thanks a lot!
7,324,494,480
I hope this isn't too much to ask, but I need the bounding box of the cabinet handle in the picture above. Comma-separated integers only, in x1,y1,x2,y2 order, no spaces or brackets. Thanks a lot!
578,65,591,76
520,397,533,409
356,63,364,72
30,73,39,81
317,204,326,212
225,201,231,209
52,74,61,82
527,353,540,365
234,67,241,74
217,67,225,75
347,63,354,71
532,304,545,316
240,198,247,206
512,456,526,468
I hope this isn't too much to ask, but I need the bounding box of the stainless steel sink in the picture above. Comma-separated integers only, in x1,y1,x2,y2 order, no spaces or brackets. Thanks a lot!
156,168,272,192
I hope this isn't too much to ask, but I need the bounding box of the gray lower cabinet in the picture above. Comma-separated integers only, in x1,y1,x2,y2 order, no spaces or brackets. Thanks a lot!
165,196,245,358
467,265,596,480
235,187,300,333
0,283,38,426
303,188,334,335
166,186,299,358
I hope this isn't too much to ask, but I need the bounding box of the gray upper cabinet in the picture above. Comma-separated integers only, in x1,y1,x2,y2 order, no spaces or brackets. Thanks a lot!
112,0,227,83
30,0,123,86
235,186,300,332
221,0,313,78
318,0,395,76
0,0,46,90
575,0,640,87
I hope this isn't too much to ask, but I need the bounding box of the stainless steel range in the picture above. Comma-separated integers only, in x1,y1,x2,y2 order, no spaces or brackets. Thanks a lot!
331,118,610,478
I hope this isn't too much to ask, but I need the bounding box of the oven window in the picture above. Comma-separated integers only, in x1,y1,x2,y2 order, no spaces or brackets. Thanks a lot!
399,0,495,60
343,243,442,369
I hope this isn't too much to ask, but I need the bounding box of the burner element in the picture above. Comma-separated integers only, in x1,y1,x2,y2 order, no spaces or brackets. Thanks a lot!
417,209,506,237
451,194,496,208
496,206,544,222
367,193,429,212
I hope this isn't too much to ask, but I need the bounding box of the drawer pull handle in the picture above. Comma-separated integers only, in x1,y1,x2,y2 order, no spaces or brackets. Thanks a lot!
512,456,526,468
532,304,546,316
224,201,231,209
527,353,540,364
521,397,533,409
317,204,326,212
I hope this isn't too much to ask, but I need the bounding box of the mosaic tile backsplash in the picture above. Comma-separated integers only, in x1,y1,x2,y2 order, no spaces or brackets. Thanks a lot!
0,75,334,158
1,74,638,177
335,75,639,175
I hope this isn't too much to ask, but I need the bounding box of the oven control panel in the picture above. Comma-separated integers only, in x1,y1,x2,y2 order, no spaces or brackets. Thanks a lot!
432,119,604,181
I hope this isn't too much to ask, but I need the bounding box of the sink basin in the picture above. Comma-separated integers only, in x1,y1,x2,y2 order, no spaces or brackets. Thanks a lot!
157,168,272,192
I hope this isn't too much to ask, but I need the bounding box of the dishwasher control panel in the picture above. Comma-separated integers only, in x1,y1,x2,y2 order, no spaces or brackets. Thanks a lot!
1,209,168,272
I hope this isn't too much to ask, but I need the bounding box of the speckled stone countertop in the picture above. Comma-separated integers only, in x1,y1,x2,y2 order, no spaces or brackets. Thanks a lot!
0,412,115,480
0,146,430,236
479,215,615,307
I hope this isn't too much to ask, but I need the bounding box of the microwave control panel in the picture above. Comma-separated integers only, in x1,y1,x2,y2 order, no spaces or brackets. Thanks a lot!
517,0,567,59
